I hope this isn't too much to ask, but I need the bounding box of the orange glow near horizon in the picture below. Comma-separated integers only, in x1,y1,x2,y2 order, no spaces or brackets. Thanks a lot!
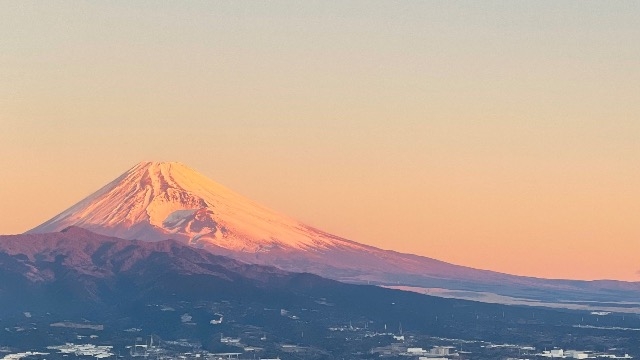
1,2,639,281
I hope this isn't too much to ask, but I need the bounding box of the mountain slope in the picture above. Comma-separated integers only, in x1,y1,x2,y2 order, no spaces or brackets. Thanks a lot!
27,162,640,304
7,229,639,358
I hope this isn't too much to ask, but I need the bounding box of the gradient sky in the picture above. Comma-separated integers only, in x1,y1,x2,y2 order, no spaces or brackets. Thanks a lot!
1,2,639,281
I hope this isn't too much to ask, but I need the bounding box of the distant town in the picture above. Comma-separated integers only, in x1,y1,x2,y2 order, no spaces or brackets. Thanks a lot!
1,310,636,360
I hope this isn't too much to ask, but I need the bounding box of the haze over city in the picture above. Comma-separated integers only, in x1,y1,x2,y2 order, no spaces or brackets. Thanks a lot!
1,2,639,281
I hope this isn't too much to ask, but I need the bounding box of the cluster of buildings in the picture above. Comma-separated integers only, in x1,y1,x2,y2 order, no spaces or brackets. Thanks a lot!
0,352,48,360
47,343,114,358
538,349,633,359
408,346,457,359
372,344,459,359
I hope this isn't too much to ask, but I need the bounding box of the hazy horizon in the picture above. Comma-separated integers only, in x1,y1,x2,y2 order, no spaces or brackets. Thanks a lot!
1,2,638,281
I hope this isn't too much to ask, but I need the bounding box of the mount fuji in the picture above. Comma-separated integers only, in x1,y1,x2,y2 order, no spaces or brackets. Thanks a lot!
28,161,640,306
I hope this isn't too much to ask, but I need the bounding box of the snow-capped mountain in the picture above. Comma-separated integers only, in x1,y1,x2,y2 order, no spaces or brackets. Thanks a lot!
31,161,358,252
28,162,483,280
28,162,640,306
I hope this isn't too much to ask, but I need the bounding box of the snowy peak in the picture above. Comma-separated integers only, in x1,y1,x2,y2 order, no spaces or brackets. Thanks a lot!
29,162,355,253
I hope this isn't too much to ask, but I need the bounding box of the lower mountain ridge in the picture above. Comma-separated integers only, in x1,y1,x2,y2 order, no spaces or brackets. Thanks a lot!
2,228,640,359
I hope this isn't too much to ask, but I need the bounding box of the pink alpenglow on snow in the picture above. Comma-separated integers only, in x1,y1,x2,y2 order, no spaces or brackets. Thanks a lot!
30,161,362,253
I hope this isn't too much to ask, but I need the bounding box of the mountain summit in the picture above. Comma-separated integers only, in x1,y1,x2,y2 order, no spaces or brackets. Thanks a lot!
30,161,356,253
28,161,640,307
